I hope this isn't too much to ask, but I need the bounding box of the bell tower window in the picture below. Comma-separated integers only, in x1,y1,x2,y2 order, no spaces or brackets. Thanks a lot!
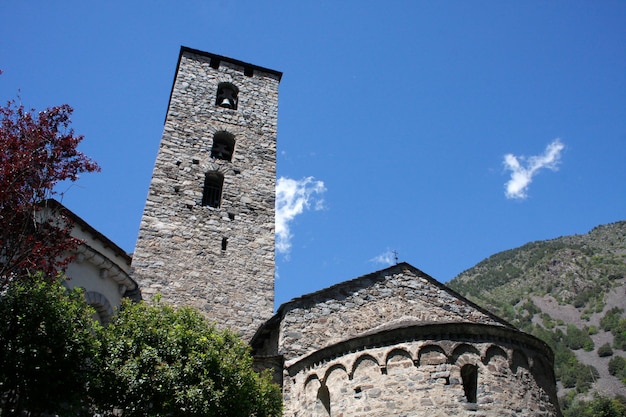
202,172,224,208
216,82,238,110
211,131,235,161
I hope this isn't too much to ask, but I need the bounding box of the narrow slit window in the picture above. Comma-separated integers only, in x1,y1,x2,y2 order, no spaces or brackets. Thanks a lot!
461,364,478,403
216,82,239,110
221,237,228,251
202,172,224,208
211,131,235,161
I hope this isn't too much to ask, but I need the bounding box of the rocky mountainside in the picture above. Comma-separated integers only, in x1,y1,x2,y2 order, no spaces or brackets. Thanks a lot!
448,221,626,412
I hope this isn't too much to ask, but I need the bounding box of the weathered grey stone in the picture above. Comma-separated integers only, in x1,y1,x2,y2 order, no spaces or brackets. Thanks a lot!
131,48,280,341
250,264,560,417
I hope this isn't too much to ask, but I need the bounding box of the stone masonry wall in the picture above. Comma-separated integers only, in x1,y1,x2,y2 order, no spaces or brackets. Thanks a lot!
276,264,510,362
283,332,560,417
132,49,279,340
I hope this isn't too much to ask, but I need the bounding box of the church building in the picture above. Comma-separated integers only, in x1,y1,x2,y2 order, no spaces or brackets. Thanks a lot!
84,47,562,416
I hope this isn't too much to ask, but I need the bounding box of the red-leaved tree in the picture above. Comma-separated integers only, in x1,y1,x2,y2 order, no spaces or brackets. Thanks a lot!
0,101,100,289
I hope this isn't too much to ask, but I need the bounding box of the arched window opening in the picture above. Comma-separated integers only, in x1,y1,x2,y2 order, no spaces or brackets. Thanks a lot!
211,131,235,161
461,364,478,403
202,172,224,208
316,384,330,416
84,291,113,325
215,82,239,110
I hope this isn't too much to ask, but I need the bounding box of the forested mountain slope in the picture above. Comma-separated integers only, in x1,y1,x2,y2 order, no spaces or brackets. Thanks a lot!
448,221,626,413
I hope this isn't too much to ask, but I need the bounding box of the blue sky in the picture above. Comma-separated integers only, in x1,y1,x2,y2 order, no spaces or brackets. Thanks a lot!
1,1,624,308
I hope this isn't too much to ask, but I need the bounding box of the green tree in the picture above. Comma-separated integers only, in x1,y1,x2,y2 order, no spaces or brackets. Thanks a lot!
92,299,282,417
564,324,594,351
0,273,99,416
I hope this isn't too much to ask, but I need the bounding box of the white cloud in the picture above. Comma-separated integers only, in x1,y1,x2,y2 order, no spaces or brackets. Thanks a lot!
503,139,565,200
275,176,326,254
370,249,397,266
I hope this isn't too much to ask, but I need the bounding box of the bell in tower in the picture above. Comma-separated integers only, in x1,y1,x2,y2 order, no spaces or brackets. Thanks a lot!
216,82,238,109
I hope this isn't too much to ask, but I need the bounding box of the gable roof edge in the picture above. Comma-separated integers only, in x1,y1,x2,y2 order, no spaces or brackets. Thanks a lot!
275,262,514,328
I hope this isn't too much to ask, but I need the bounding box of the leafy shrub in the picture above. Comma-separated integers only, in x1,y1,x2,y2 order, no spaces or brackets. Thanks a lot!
562,394,626,417
609,356,626,381
92,299,282,417
574,294,587,309
564,324,594,351
599,343,614,357
613,319,626,350
573,285,605,311
561,369,577,388
601,307,624,331
576,365,600,392
542,313,556,329
556,355,598,391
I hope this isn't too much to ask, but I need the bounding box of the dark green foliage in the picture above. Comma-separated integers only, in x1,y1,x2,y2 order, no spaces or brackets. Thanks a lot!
571,280,607,314
613,319,626,350
609,356,626,383
559,361,598,392
562,394,626,417
609,356,625,376
576,365,600,392
0,273,99,417
573,287,596,308
502,303,516,322
564,324,595,351
599,343,614,357
601,307,624,332
541,313,556,329
531,324,598,392
449,222,626,310
0,279,282,417
92,299,282,417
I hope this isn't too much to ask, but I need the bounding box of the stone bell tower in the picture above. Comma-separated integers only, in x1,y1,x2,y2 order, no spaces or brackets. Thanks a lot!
132,47,281,340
